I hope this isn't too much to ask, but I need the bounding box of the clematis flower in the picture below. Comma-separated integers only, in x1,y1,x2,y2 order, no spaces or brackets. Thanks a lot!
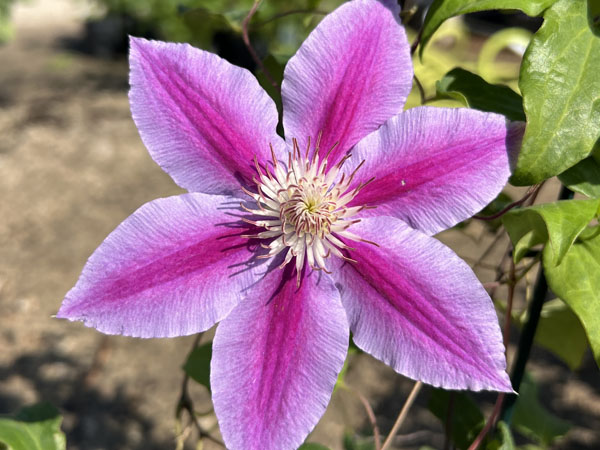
58,0,520,448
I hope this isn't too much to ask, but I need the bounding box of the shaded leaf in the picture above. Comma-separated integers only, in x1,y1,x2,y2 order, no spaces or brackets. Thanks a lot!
543,226,600,367
0,403,66,450
182,341,212,391
428,389,483,450
558,150,600,198
299,444,331,450
420,0,555,57
512,0,600,185
256,54,285,135
343,432,374,450
501,198,600,265
512,373,570,445
531,298,589,370
490,421,515,450
436,68,525,121
588,0,600,34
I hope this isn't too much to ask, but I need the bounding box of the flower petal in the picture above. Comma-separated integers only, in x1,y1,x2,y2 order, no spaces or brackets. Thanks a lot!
129,37,285,196
57,194,260,338
349,107,522,235
281,0,412,165
211,266,348,450
331,217,512,392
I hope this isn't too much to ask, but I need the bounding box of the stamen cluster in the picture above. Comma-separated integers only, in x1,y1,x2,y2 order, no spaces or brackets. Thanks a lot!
242,136,375,285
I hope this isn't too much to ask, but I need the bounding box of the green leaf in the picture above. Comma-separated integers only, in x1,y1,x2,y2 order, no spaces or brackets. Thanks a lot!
299,444,330,450
512,373,570,445
512,0,600,185
0,403,66,450
494,421,516,450
334,344,357,393
501,198,600,265
182,341,212,391
435,68,525,121
420,0,555,57
256,54,285,135
531,298,589,370
428,389,484,450
543,226,600,367
588,0,600,34
558,150,600,198
342,432,374,450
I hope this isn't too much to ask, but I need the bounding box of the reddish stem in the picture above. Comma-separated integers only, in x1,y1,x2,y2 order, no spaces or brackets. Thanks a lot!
473,185,540,221
242,0,279,91
467,258,516,450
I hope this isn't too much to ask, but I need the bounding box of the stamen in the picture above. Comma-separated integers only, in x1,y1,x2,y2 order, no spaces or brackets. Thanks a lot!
240,134,374,281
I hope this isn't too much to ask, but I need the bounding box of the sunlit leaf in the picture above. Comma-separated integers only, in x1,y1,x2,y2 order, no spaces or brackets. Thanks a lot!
182,340,212,391
428,389,483,450
501,198,600,265
420,0,555,57
512,0,600,185
436,68,525,121
543,226,600,367
0,403,66,450
512,373,570,445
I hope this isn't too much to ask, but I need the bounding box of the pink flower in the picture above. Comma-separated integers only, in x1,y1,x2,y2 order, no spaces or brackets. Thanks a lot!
58,0,518,448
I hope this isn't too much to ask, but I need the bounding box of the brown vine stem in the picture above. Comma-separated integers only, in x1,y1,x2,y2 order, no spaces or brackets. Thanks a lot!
176,333,224,448
339,383,381,450
380,381,423,450
467,257,516,450
357,389,382,450
242,0,279,91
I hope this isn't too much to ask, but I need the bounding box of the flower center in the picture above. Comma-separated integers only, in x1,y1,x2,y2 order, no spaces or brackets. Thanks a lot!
241,135,375,285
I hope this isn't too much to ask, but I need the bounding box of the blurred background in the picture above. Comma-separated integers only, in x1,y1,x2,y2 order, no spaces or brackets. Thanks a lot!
0,0,598,449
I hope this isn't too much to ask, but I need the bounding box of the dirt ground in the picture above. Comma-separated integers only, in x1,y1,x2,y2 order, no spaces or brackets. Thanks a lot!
0,1,598,449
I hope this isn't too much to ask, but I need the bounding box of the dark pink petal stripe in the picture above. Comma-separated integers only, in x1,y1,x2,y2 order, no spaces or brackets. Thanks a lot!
331,217,512,392
282,0,412,166
129,37,285,196
349,107,522,235
57,194,259,337
211,266,348,450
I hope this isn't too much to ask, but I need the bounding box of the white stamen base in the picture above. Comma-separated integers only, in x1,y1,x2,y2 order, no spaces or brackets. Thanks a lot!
242,137,374,285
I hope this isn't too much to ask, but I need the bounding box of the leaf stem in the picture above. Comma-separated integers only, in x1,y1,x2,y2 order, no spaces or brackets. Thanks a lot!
380,381,423,450
473,184,541,221
242,0,279,91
